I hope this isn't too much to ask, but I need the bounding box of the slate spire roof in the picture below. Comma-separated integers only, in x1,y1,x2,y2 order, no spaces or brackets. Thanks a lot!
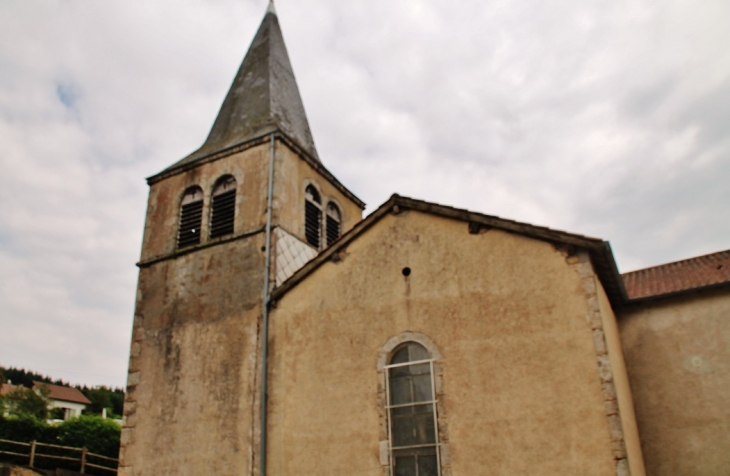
165,0,319,172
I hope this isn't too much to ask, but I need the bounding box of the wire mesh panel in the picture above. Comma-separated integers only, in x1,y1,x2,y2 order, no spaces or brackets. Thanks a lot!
274,227,318,286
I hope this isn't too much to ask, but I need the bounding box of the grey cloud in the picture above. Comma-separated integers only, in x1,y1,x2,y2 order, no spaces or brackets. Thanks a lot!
0,0,728,387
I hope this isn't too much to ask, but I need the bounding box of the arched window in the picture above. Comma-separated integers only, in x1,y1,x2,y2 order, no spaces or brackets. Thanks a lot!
386,342,440,476
178,186,204,249
325,202,341,246
304,185,322,248
210,175,236,239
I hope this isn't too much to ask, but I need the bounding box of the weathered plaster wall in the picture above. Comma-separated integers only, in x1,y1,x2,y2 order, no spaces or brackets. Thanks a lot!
123,137,364,475
620,288,730,476
268,210,624,475
140,143,270,262
121,235,264,475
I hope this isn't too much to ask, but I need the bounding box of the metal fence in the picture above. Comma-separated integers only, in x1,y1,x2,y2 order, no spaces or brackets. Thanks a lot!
0,438,117,474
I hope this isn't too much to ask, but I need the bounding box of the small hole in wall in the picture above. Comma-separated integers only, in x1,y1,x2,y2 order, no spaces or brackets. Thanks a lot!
402,267,411,277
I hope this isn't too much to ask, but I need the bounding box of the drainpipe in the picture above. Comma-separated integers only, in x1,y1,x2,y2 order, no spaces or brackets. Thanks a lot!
260,132,275,476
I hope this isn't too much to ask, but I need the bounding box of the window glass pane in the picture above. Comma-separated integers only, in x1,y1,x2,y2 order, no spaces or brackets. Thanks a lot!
392,413,417,447
390,377,412,405
413,407,436,445
408,344,429,362
391,405,414,416
410,363,430,376
391,405,435,447
391,347,410,365
417,453,438,476
395,455,416,476
412,374,432,403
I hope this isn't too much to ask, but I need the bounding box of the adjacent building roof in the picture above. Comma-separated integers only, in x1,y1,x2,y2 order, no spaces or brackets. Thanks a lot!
161,0,319,175
33,382,92,405
0,383,18,395
272,194,629,308
622,249,730,301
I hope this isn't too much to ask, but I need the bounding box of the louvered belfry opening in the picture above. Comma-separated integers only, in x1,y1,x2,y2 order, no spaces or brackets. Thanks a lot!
326,202,341,246
210,175,237,239
178,186,204,249
305,185,322,249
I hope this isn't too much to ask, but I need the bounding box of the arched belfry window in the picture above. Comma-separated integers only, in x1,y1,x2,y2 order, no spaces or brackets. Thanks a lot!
178,186,204,249
210,175,236,239
304,185,322,248
386,342,440,476
325,202,341,246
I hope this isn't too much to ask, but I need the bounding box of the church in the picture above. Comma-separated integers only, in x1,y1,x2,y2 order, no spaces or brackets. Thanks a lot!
119,3,730,475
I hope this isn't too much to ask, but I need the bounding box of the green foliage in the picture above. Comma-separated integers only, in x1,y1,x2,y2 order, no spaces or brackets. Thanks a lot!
1,386,49,420
57,416,121,459
0,365,126,418
0,414,59,443
84,387,112,415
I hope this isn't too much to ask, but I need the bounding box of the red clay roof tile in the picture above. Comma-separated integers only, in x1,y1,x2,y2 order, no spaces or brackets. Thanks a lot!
32,381,92,405
622,249,730,300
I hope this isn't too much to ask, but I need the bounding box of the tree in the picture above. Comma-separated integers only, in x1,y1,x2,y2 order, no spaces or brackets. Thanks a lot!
1,386,49,420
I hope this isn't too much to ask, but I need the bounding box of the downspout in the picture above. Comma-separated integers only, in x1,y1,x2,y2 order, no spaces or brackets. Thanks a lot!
260,133,275,476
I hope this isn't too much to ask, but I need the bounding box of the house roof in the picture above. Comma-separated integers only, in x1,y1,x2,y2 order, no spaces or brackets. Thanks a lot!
271,194,628,308
0,383,18,395
33,382,91,405
622,249,730,301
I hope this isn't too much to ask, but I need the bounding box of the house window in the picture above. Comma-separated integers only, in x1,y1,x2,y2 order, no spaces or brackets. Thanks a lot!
178,186,204,248
304,184,322,248
210,175,237,239
386,342,440,476
325,202,341,246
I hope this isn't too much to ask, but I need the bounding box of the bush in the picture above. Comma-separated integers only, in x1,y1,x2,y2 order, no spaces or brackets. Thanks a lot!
57,416,121,460
0,414,59,443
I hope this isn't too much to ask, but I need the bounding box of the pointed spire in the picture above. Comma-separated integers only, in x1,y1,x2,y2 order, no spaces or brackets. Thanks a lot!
167,1,319,172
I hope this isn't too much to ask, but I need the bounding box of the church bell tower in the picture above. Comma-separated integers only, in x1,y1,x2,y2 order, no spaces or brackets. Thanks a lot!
119,3,364,474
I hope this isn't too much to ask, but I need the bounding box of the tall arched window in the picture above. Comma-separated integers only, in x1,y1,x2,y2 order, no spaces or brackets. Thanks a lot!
386,342,440,476
325,202,341,246
304,185,322,248
210,175,236,239
178,186,204,249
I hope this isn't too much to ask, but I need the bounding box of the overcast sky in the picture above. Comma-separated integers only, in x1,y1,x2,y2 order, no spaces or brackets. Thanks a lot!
1,0,728,388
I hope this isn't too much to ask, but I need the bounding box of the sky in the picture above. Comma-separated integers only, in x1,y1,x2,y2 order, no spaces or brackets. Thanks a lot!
0,0,728,389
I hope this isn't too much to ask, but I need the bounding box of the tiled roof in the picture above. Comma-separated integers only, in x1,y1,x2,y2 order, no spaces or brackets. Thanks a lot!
622,249,730,300
0,383,18,395
33,381,92,405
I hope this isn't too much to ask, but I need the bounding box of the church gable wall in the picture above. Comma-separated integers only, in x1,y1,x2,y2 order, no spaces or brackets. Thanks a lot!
620,288,730,475
268,210,622,475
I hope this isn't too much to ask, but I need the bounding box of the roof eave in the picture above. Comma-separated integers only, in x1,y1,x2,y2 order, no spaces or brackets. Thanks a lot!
271,195,627,308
